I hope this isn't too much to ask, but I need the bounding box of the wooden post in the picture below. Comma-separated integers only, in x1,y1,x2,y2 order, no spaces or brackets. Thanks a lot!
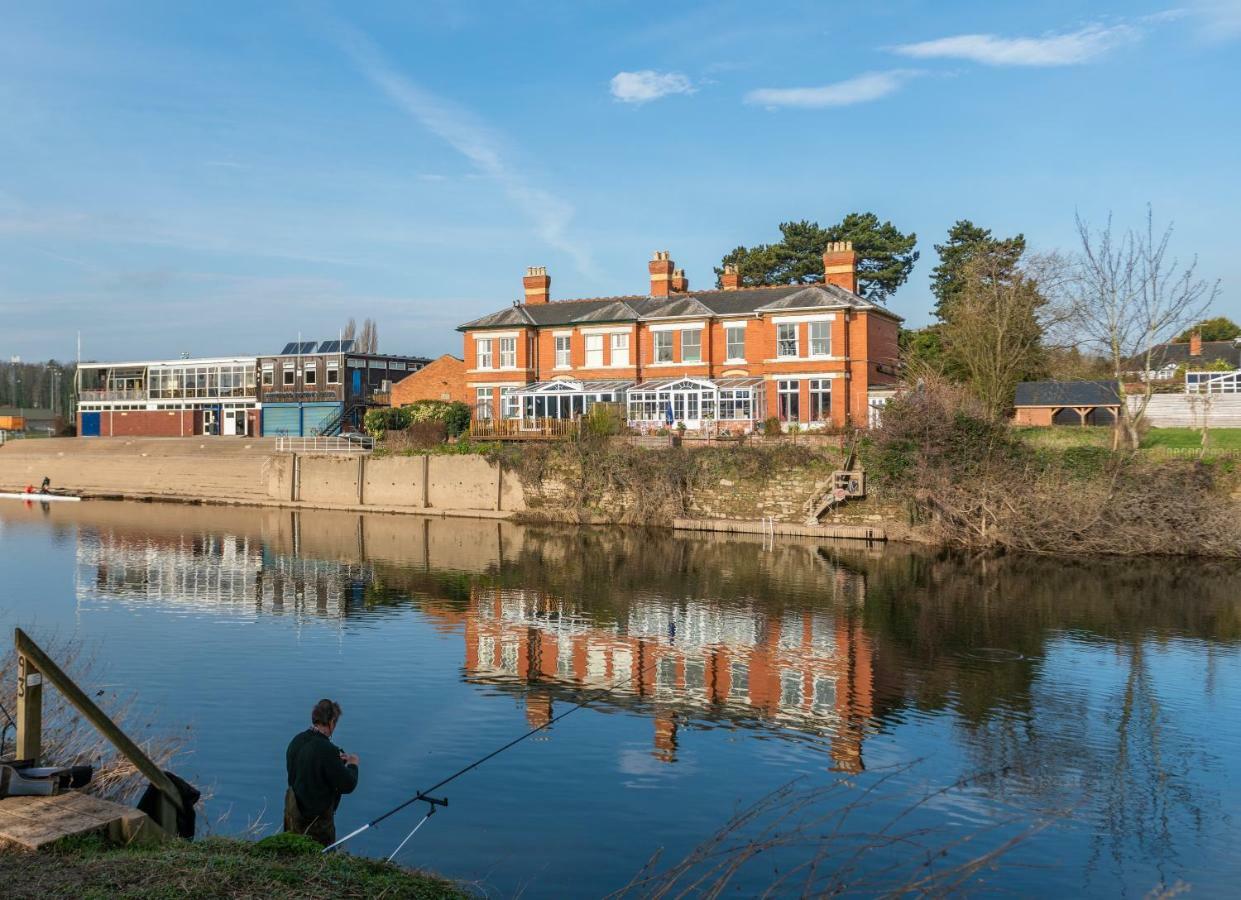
13,629,184,828
16,652,42,762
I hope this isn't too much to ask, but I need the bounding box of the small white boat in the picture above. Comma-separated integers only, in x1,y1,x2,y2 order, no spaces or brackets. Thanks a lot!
0,492,82,503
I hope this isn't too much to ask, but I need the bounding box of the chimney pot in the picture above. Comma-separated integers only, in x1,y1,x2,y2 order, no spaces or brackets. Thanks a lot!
671,268,688,293
823,241,858,293
721,263,741,291
523,265,551,305
649,250,675,298
1189,331,1203,357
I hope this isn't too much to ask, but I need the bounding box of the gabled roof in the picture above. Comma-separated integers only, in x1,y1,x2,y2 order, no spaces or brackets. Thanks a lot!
1014,380,1121,407
1130,340,1241,371
458,283,901,331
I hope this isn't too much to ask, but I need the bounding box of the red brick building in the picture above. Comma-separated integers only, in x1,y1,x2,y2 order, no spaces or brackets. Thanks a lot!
389,354,469,407
458,243,901,432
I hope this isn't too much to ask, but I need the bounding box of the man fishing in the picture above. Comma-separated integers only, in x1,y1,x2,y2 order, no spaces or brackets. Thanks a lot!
284,699,360,846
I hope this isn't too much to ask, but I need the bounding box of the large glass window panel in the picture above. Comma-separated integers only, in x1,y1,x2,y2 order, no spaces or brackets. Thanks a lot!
610,333,629,366
778,380,800,422
585,334,604,367
809,379,831,422
725,325,746,360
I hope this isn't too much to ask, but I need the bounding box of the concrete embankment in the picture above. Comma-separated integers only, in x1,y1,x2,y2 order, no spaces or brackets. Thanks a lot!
0,437,887,541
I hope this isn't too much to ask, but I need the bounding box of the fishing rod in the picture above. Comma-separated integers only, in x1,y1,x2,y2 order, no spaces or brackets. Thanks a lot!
324,646,669,855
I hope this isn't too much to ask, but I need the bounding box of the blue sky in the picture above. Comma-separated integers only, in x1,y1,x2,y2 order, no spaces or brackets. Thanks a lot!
2,1,1239,362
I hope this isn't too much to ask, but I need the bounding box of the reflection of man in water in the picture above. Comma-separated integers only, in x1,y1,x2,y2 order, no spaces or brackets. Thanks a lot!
283,699,360,846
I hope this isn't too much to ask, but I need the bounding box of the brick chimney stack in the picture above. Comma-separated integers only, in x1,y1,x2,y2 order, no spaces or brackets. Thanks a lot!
1189,331,1203,357
649,250,674,298
823,241,858,293
523,266,550,305
671,268,688,293
721,264,741,291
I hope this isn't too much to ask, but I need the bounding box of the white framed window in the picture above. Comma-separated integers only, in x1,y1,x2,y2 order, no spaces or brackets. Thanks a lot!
809,321,830,357
283,367,296,386
654,332,674,363
725,324,746,361
777,323,798,358
501,389,520,419
326,365,340,385
477,339,494,369
555,335,571,368
303,365,317,386
809,379,831,422
476,387,494,420
778,379,800,422
261,366,274,387
681,330,702,363
585,334,604,367
499,337,517,368
610,333,629,366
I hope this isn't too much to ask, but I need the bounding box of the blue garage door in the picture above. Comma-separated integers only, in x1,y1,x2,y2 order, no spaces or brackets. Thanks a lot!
80,411,101,437
303,403,342,436
261,404,302,437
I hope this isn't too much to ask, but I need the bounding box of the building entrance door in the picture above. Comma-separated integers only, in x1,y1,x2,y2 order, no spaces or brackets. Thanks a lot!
222,409,237,436
203,408,217,436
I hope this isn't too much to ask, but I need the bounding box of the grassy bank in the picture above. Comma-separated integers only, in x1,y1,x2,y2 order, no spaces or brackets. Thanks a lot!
0,833,467,900
1014,425,1241,452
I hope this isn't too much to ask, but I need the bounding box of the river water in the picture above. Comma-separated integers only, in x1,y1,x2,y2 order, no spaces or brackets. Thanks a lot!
0,501,1238,897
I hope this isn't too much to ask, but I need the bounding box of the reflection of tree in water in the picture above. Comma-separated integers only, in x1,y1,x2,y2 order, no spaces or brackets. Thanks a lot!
847,548,1237,886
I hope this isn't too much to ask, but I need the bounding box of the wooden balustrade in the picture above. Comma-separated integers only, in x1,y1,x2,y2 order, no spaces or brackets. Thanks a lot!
470,417,582,440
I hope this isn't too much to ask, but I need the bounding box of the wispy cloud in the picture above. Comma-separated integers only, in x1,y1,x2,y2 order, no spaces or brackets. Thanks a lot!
1190,0,1241,39
892,23,1139,66
335,26,593,275
745,70,920,109
609,70,695,104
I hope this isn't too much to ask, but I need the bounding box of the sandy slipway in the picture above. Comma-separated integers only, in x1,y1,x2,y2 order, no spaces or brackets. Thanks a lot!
0,833,467,900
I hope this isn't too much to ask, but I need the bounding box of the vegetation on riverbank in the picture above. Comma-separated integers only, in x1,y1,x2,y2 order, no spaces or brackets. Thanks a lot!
0,833,466,900
865,378,1241,556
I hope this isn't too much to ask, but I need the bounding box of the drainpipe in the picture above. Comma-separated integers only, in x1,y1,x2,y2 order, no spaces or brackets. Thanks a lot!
842,310,852,427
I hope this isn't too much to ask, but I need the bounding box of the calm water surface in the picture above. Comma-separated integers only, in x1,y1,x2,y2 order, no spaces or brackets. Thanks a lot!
0,501,1239,897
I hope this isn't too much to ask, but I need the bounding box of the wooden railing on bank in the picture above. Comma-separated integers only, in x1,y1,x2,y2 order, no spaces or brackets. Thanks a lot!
470,418,581,440
13,628,182,835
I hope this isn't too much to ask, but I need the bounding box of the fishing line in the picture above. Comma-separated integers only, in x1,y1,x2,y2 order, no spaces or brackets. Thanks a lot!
324,646,670,855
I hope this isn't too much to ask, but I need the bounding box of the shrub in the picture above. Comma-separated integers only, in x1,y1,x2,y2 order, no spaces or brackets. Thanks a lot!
584,403,624,439
763,416,782,436
363,407,411,438
404,400,472,437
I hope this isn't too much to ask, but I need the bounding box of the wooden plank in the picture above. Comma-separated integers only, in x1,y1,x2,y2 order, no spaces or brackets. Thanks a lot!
0,792,151,850
12,629,183,815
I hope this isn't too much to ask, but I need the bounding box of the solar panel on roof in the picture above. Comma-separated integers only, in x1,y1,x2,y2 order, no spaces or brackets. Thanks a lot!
318,340,339,353
340,339,355,353
281,342,299,355
299,341,317,354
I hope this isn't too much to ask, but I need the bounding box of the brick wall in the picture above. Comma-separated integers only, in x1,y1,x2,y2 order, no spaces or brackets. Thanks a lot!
391,355,470,406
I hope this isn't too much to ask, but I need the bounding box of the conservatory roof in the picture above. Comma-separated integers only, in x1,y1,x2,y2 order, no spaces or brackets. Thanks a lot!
513,379,634,394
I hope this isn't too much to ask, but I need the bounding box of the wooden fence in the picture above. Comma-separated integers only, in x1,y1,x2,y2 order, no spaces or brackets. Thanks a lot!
470,418,582,440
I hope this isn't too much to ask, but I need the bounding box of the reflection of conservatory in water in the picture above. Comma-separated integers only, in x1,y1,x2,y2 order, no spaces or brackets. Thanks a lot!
500,377,765,431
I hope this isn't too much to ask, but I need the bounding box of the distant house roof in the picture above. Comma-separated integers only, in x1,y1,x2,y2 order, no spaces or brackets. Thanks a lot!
1127,340,1241,371
1013,381,1121,407
458,283,901,331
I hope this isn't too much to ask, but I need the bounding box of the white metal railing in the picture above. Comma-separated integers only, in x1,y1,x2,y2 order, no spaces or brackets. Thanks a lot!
79,389,148,402
275,435,373,453
1185,370,1241,394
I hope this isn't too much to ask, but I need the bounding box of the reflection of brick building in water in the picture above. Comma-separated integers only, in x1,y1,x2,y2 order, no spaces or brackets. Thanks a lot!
460,580,873,772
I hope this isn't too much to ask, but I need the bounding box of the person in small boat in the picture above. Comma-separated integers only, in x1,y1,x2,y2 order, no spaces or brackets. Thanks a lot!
284,699,360,846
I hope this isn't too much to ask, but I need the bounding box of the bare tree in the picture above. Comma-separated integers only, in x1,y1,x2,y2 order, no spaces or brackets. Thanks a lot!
357,317,379,354
1072,208,1219,450
342,318,357,346
939,248,1071,420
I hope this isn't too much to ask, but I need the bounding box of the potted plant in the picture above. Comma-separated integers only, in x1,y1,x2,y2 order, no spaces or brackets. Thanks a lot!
672,420,687,447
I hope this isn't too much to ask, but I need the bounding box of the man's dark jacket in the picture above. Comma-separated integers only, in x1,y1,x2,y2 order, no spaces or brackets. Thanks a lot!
286,728,359,817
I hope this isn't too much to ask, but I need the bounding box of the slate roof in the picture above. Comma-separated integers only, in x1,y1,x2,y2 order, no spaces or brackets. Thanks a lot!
1133,340,1241,371
1013,381,1122,407
458,283,900,331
